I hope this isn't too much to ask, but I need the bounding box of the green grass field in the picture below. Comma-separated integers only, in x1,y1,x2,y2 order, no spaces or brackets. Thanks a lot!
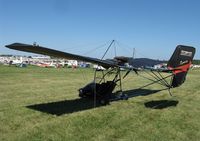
0,65,200,141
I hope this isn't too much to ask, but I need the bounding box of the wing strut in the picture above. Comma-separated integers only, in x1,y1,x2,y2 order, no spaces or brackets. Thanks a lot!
93,40,116,107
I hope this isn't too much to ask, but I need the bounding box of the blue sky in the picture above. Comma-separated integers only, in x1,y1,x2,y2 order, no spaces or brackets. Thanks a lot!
0,0,199,59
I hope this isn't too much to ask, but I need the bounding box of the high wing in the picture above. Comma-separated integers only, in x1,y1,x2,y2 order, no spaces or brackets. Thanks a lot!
5,43,118,69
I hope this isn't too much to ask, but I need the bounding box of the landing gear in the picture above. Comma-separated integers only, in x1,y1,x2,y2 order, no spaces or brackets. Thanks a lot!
120,93,129,100
79,81,116,105
78,68,124,105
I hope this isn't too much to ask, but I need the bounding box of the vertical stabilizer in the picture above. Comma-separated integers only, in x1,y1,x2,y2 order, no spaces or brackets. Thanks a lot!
167,45,195,87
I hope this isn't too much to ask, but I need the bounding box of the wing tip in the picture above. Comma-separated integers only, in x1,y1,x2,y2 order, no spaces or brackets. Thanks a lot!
5,43,32,49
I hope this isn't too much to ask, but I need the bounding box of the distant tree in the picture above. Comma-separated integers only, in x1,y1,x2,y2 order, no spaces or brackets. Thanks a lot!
193,60,200,65
0,54,13,57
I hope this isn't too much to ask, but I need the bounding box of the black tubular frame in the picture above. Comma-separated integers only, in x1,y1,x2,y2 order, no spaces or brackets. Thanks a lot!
138,69,174,96
92,67,175,106
93,67,123,106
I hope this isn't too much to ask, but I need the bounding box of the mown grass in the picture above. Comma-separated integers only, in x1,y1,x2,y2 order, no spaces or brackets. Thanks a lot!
0,65,200,141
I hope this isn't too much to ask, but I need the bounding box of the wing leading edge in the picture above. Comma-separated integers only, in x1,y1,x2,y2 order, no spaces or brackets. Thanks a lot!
5,43,118,69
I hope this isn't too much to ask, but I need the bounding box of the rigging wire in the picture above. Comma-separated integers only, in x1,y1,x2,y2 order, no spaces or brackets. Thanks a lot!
116,40,154,59
62,40,110,57
82,41,111,56
77,41,111,86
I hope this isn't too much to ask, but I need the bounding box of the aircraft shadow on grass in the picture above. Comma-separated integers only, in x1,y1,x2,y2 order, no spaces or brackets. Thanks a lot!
26,88,178,116
144,100,179,109
124,89,179,109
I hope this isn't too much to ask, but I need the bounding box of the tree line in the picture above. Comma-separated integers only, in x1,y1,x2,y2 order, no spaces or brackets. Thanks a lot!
193,60,200,65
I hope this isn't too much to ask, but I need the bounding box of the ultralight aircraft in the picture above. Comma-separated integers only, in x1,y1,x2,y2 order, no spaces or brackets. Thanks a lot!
5,41,196,105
